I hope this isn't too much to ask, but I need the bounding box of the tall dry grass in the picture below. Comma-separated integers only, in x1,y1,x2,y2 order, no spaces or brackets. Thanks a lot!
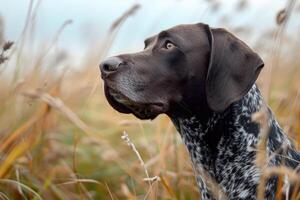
0,0,299,199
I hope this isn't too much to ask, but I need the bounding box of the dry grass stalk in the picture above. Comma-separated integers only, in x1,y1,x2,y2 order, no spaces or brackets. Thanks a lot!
252,106,271,169
13,0,35,83
195,167,228,200
105,182,115,200
97,3,141,61
262,166,300,183
57,178,104,186
109,4,140,32
143,176,161,183
263,0,297,101
121,131,170,199
158,175,179,200
276,175,283,200
0,179,42,200
291,180,300,200
236,0,248,11
0,15,4,45
0,140,31,178
0,41,13,65
21,89,93,136
252,106,272,200
2,41,13,52
276,9,287,25
121,131,151,182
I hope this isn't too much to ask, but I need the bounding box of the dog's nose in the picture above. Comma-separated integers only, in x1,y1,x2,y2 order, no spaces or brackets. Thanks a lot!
100,57,123,78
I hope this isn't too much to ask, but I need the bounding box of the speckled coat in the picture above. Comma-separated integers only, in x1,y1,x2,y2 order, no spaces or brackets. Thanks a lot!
171,85,300,200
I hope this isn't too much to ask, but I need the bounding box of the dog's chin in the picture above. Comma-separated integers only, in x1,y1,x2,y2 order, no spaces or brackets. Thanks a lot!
104,85,167,120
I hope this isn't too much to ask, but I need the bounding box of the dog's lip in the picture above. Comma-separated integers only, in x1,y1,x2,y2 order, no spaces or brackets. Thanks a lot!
108,87,166,111
104,84,168,118
147,103,166,114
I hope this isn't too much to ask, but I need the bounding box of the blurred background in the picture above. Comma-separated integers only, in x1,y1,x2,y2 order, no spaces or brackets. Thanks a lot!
0,0,299,199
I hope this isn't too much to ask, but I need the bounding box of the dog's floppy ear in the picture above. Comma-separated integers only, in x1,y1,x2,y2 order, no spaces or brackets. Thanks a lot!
205,27,264,112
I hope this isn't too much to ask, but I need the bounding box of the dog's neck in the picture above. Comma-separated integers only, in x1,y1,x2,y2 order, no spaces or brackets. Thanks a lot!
169,84,263,172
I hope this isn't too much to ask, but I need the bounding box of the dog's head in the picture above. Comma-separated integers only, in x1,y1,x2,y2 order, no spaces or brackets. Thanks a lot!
100,23,264,120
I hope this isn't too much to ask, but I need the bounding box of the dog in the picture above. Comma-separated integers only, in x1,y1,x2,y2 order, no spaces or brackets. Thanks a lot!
99,23,300,199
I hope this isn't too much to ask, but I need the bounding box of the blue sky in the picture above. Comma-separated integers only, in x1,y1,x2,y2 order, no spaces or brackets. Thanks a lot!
0,0,299,59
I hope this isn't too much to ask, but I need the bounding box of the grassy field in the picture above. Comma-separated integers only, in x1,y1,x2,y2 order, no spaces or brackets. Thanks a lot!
0,1,300,199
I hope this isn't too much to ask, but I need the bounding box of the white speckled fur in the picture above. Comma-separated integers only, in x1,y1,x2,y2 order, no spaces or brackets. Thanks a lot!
171,85,300,200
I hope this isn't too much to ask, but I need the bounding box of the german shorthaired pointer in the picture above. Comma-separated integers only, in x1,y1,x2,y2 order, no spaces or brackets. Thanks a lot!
99,23,300,199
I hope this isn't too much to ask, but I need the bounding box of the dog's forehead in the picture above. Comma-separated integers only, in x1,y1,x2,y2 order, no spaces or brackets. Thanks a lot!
145,24,205,47
167,24,202,34
167,24,208,47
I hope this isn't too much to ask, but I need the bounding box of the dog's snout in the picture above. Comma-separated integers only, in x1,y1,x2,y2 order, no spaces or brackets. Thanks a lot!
100,57,123,78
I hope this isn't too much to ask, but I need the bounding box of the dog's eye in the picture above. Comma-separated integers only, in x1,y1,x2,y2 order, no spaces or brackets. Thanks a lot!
164,41,175,49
